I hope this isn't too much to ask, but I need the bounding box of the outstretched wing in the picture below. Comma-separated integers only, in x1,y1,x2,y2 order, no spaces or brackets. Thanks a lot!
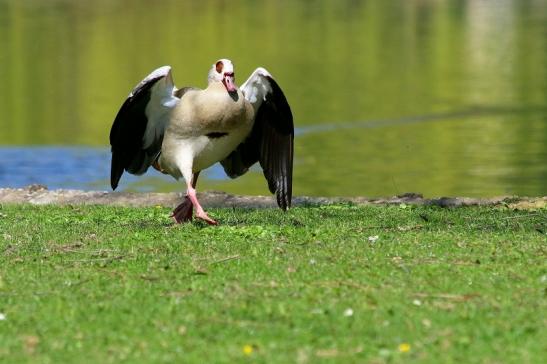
220,68,294,210
109,66,179,190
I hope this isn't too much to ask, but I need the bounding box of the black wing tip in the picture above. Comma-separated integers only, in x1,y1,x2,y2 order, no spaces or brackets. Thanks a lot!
110,171,121,191
110,153,123,191
275,180,292,211
277,198,291,211
279,198,291,211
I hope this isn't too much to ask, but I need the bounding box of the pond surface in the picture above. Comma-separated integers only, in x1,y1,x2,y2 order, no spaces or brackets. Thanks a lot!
0,0,546,197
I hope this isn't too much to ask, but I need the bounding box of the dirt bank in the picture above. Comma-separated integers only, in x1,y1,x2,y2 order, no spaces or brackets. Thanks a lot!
1,185,545,210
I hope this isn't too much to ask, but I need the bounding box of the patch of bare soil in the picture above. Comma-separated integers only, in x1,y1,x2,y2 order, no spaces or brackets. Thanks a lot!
0,185,545,210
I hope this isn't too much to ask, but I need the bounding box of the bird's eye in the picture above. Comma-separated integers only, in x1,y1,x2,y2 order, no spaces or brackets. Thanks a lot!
215,61,223,74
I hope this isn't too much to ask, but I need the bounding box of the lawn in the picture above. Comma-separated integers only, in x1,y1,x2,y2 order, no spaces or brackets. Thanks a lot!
0,204,545,363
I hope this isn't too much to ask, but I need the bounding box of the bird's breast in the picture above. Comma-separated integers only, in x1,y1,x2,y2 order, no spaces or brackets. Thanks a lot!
170,87,253,135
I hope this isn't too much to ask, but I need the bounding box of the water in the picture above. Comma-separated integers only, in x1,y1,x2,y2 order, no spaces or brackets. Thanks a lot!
0,0,546,197
0,146,228,192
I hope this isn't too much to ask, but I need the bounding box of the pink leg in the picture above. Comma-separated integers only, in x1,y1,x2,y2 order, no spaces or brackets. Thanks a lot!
186,184,217,225
170,172,199,224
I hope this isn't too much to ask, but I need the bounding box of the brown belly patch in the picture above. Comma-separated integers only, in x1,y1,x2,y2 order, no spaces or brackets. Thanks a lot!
206,132,229,139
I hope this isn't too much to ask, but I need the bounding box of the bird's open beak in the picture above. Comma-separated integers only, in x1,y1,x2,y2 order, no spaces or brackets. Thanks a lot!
223,74,237,92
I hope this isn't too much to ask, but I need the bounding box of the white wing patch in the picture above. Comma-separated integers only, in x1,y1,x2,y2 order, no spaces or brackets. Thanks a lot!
241,67,273,110
141,66,180,149
129,65,172,97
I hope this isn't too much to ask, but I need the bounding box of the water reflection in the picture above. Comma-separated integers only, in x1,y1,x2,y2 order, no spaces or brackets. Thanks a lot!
0,0,545,197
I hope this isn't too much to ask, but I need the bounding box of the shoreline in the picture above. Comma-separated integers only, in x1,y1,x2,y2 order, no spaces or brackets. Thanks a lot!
1,185,545,210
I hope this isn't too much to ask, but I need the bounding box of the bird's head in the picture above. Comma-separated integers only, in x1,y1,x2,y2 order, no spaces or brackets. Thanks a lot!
208,58,237,92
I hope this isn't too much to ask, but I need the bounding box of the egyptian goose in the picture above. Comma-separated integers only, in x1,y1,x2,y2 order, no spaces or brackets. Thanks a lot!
109,59,294,224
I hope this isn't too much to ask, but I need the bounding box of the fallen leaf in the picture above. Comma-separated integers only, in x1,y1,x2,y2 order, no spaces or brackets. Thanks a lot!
193,267,208,275
22,335,40,355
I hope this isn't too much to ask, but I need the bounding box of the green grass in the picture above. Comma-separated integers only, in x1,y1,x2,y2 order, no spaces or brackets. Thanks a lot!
0,204,545,363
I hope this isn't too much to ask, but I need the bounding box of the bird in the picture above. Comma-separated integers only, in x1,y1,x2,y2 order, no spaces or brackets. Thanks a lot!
109,59,294,225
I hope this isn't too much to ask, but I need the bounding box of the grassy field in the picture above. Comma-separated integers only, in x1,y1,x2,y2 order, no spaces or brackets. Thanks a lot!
0,203,545,363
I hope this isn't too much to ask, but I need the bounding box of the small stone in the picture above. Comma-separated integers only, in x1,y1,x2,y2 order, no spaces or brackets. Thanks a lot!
27,184,48,192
